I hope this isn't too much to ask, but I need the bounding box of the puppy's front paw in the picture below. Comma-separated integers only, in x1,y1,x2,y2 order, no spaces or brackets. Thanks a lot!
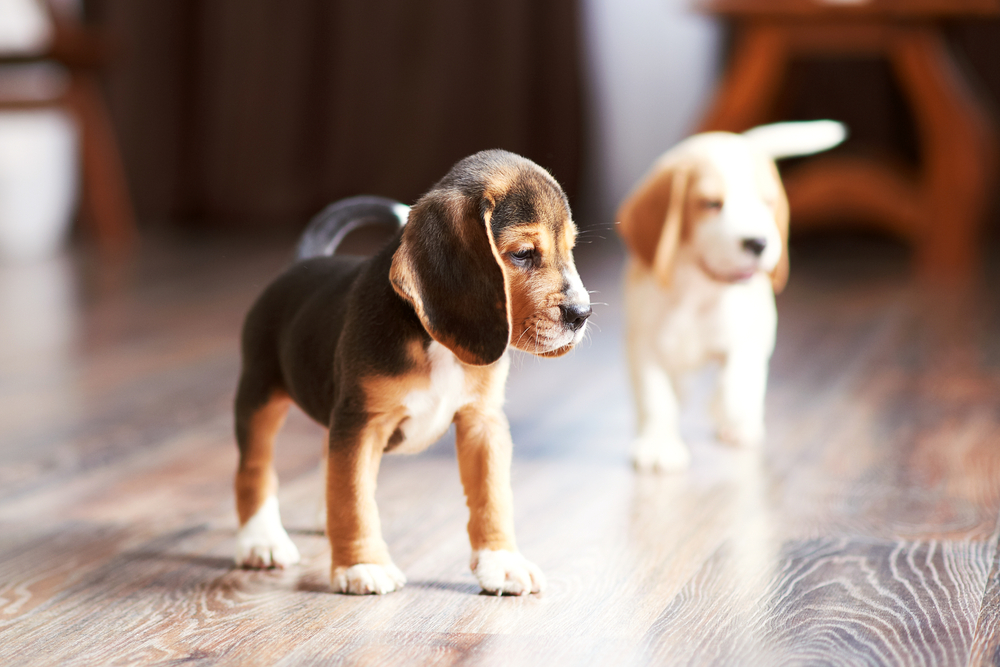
235,498,301,569
471,549,545,596
331,563,406,595
717,421,764,448
631,435,690,472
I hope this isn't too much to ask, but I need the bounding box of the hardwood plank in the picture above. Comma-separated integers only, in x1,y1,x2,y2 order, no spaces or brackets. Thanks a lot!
0,235,998,666
969,527,1000,666
640,537,993,665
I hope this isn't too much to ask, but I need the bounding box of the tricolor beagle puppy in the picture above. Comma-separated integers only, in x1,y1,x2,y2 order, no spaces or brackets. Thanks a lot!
618,121,845,471
233,150,591,595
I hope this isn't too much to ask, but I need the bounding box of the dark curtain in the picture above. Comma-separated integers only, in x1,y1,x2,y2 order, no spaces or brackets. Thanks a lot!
90,0,584,229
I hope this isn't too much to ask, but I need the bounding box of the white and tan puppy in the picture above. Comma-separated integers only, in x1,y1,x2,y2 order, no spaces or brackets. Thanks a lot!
618,121,846,471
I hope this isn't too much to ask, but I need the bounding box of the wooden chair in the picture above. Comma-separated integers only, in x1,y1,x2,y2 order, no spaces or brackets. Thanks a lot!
696,0,999,280
0,4,136,253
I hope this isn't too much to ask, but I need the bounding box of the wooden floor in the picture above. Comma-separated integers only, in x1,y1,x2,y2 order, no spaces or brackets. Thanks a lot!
1,232,999,666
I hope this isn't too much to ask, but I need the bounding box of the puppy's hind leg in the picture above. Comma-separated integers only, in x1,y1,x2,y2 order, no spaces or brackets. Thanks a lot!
234,381,301,569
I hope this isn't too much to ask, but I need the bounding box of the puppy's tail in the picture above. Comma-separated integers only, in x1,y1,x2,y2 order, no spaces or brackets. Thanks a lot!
743,120,847,160
296,195,410,260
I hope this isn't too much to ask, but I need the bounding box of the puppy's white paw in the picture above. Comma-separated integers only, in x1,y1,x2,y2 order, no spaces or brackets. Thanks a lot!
331,563,406,595
631,435,691,472
235,497,301,569
471,549,546,596
717,421,764,448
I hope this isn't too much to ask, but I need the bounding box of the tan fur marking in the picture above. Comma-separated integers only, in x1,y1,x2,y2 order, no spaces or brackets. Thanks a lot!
762,159,790,293
560,221,577,253
454,364,516,552
621,140,790,292
619,153,722,271
235,390,291,525
652,167,692,287
324,343,431,568
324,342,515,567
619,167,675,269
326,422,394,567
496,224,574,355
497,224,549,253
482,171,517,202
389,245,424,324
462,360,508,408
368,340,437,442
478,204,514,349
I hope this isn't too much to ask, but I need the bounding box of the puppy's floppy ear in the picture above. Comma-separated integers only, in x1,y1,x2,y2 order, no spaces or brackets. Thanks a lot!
768,161,790,294
390,194,511,366
618,163,691,287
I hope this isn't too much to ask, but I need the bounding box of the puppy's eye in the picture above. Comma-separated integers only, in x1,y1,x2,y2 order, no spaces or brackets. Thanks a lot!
701,199,723,211
509,248,535,267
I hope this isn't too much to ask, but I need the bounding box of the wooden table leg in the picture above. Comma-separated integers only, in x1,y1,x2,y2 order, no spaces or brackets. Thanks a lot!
888,26,997,280
700,18,997,281
66,73,138,254
698,22,790,133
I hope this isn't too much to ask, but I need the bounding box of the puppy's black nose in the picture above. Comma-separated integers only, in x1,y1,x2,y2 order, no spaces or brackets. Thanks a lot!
560,303,592,332
742,237,767,257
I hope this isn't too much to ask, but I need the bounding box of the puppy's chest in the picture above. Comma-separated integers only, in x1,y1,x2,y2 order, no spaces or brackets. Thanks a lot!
644,282,732,371
392,342,473,454
656,303,726,370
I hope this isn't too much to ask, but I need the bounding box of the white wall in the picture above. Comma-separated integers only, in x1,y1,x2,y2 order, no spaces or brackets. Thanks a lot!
580,0,721,225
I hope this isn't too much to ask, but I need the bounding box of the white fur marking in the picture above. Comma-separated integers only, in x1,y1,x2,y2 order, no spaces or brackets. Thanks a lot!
742,120,847,160
235,496,300,569
625,126,841,470
564,268,589,305
331,563,407,595
562,266,591,347
626,253,776,469
394,342,472,454
393,203,411,226
691,137,783,278
471,549,546,595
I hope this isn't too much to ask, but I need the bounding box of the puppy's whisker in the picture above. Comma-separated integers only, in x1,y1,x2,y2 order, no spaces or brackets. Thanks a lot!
514,328,527,348
530,323,541,360
580,222,618,231
514,320,530,343
513,321,534,350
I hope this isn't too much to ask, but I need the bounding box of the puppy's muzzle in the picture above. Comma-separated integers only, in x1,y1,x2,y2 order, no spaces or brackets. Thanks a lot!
560,303,592,332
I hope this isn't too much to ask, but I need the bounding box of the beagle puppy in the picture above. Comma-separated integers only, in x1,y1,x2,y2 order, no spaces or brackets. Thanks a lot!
618,121,845,471
233,150,592,595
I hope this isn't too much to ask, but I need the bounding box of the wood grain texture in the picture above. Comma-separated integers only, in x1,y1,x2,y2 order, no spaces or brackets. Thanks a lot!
970,531,1000,666
0,236,998,665
641,538,993,666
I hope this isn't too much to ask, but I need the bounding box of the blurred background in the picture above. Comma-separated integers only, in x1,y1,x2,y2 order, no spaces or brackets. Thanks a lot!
0,0,996,259
4,5,1000,658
